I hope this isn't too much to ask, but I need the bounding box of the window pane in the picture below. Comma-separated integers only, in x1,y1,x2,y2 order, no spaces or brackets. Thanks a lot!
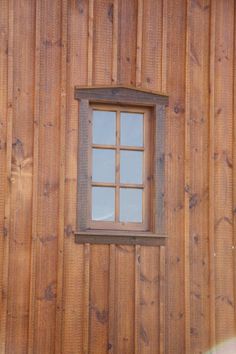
93,110,116,145
120,151,143,184
92,149,115,183
92,187,115,221
120,188,142,222
120,112,143,147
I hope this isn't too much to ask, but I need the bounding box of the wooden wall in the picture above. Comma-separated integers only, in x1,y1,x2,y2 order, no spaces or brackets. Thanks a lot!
0,0,236,353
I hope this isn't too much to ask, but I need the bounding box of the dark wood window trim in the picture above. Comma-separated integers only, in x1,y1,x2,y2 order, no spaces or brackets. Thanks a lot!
74,85,169,245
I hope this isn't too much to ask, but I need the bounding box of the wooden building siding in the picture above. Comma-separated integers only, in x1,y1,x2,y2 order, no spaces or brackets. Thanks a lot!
0,0,235,353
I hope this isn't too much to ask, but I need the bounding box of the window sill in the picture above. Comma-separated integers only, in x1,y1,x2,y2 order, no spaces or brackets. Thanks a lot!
74,230,167,246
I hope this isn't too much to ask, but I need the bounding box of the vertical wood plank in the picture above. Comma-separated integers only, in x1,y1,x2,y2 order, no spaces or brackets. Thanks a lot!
136,0,143,86
0,1,11,353
134,245,141,354
6,1,35,352
62,1,88,353
186,1,211,353
161,0,167,93
209,0,216,350
108,244,116,354
117,0,137,85
141,0,163,91
159,246,165,354
139,247,160,354
184,1,191,352
112,0,118,84
28,0,41,351
55,0,67,352
83,243,90,354
165,0,186,353
234,0,236,347
88,0,94,85
89,245,110,353
93,0,113,85
115,246,135,354
214,0,235,343
32,1,62,352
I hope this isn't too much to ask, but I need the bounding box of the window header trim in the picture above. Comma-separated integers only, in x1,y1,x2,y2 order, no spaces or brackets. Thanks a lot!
75,85,168,106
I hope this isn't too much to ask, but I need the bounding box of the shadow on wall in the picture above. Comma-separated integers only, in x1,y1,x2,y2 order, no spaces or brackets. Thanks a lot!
205,338,236,354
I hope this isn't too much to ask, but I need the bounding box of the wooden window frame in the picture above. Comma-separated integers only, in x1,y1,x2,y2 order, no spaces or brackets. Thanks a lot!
74,85,168,245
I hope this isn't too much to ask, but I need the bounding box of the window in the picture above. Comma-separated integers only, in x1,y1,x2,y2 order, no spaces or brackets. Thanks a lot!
89,104,151,231
75,86,168,245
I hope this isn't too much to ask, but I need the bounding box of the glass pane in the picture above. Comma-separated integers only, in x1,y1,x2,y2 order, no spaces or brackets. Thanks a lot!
120,151,143,184
92,187,115,221
120,112,143,147
92,149,115,183
93,110,116,145
120,188,143,222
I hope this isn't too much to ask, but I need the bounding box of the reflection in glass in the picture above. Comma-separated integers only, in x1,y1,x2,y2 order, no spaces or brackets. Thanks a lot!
120,151,143,184
92,187,115,221
120,188,142,222
93,110,116,145
120,112,143,147
92,149,115,183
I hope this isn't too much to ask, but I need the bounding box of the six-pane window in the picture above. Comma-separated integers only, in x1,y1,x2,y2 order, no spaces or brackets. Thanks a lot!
89,104,151,231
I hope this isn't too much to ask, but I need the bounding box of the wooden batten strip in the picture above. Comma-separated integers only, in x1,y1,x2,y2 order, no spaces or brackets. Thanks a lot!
1,1,13,353
28,0,41,351
112,0,118,84
161,0,167,92
184,1,190,352
159,246,165,354
209,0,216,350
88,0,94,85
55,0,67,352
108,244,116,354
136,0,143,86
83,243,90,354
134,245,141,354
